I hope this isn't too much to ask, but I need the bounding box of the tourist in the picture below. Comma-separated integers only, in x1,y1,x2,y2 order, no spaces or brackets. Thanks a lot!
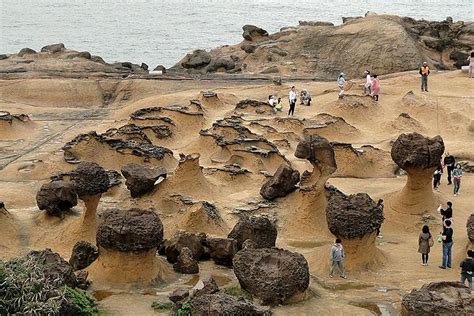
433,166,442,190
438,201,453,223
300,90,312,106
364,70,371,95
419,62,430,92
452,164,463,196
274,97,283,112
418,225,433,266
459,250,473,289
337,73,346,99
329,238,346,279
288,86,297,116
376,199,384,238
439,220,453,269
370,74,380,101
443,152,456,185
268,95,276,107
468,52,474,78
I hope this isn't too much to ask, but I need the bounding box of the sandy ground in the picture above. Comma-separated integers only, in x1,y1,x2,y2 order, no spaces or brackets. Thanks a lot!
0,70,473,315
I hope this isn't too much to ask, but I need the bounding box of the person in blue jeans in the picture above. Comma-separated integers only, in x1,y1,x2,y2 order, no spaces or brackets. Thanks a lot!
439,220,454,269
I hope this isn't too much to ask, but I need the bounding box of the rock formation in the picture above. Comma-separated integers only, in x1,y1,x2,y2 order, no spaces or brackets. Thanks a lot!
326,192,384,270
467,213,474,245
260,164,300,200
69,240,99,271
190,292,271,315
205,237,238,267
401,281,473,315
121,163,167,197
173,247,199,274
228,215,277,250
36,181,78,217
163,230,205,263
233,247,310,305
390,133,445,214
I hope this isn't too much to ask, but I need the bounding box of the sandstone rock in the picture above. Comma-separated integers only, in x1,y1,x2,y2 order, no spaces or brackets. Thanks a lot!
163,230,205,263
181,49,212,69
235,99,269,109
449,50,469,68
69,241,99,271
295,135,337,176
467,213,474,243
78,51,91,59
241,43,257,54
18,47,37,57
242,25,269,41
326,192,384,239
233,247,310,305
0,54,8,60
96,208,163,252
140,62,149,71
192,276,219,297
41,43,65,53
190,292,271,315
173,247,199,274
71,161,110,197
168,289,189,303
205,237,238,266
260,164,300,200
153,65,167,73
207,58,236,72
228,215,277,249
402,281,473,315
121,163,167,198
391,133,445,170
36,181,78,216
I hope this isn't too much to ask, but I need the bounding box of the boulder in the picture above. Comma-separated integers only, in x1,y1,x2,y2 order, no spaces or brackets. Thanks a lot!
168,289,189,303
207,58,236,72
467,213,474,243
71,161,110,198
228,215,277,249
391,133,445,170
36,181,78,217
78,51,91,59
326,192,384,239
173,247,199,274
75,270,90,290
402,281,473,315
190,292,271,315
96,208,164,252
153,65,167,73
449,50,469,68
233,247,310,305
260,164,300,200
69,241,99,271
181,49,212,69
242,25,269,41
192,276,219,297
27,249,77,287
17,47,37,57
206,237,238,266
0,54,8,60
140,63,149,71
241,43,257,54
121,163,167,198
41,43,65,53
163,230,205,263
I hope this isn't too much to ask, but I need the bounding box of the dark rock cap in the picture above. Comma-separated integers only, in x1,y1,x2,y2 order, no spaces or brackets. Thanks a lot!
391,133,444,170
71,161,110,197
228,215,277,250
69,240,99,271
36,181,78,216
295,135,337,173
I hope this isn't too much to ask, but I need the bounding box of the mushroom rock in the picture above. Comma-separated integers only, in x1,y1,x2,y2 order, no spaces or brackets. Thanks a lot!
205,237,238,267
233,247,310,305
326,192,385,270
71,161,109,228
36,181,78,217
190,292,271,315
121,163,167,198
228,215,277,250
89,208,167,286
260,164,300,200
467,213,474,245
390,133,445,214
401,282,473,315
173,247,199,274
163,230,205,263
69,240,99,271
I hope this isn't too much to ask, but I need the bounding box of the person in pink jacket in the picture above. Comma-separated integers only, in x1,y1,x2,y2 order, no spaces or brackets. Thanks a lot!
370,74,380,101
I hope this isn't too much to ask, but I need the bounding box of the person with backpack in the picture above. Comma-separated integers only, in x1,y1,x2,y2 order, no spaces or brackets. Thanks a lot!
418,225,434,266
460,250,474,289
439,220,454,269
443,152,456,185
329,238,347,279
419,62,430,92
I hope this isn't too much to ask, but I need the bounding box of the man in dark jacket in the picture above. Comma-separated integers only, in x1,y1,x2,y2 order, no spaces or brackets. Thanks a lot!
443,152,456,185
460,250,473,289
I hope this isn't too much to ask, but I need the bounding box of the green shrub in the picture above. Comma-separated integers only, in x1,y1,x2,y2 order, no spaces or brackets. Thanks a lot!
176,302,191,316
151,301,174,312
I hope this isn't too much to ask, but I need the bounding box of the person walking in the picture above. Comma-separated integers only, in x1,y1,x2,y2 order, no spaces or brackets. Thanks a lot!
418,225,433,266
370,74,380,101
439,220,453,269
376,199,384,238
337,73,346,99
288,86,297,116
468,52,474,78
364,70,372,95
329,238,346,279
452,164,463,196
460,250,474,289
419,62,430,92
433,166,442,190
443,152,456,185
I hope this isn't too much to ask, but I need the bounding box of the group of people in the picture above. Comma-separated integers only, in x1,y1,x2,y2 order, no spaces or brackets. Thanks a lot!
267,86,312,116
416,201,473,289
433,152,463,196
362,70,381,101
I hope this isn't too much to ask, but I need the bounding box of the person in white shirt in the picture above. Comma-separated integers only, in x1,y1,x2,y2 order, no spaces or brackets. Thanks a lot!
364,70,372,95
268,95,276,107
288,86,297,116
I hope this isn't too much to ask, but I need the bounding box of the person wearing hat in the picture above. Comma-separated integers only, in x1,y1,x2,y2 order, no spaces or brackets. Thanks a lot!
419,62,430,92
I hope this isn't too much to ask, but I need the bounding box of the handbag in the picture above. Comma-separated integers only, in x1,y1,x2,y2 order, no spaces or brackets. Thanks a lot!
437,234,443,243
428,236,434,247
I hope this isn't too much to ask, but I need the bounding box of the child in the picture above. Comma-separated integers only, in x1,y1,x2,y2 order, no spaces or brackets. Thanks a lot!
433,166,442,190
459,250,473,289
329,238,346,279
274,97,283,112
370,74,380,101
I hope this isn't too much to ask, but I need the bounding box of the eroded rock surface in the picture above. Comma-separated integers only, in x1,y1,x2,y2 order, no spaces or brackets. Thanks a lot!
36,181,78,216
173,247,199,274
163,230,205,263
391,133,445,170
71,161,110,197
205,237,238,267
190,292,271,315
260,164,300,200
467,213,474,243
228,215,277,250
121,163,167,197
69,240,99,271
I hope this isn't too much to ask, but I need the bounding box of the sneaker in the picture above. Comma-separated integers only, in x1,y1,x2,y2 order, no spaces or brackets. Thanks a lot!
377,235,383,239
329,275,333,278
447,265,452,268
341,275,347,279
454,194,457,197
439,266,446,269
